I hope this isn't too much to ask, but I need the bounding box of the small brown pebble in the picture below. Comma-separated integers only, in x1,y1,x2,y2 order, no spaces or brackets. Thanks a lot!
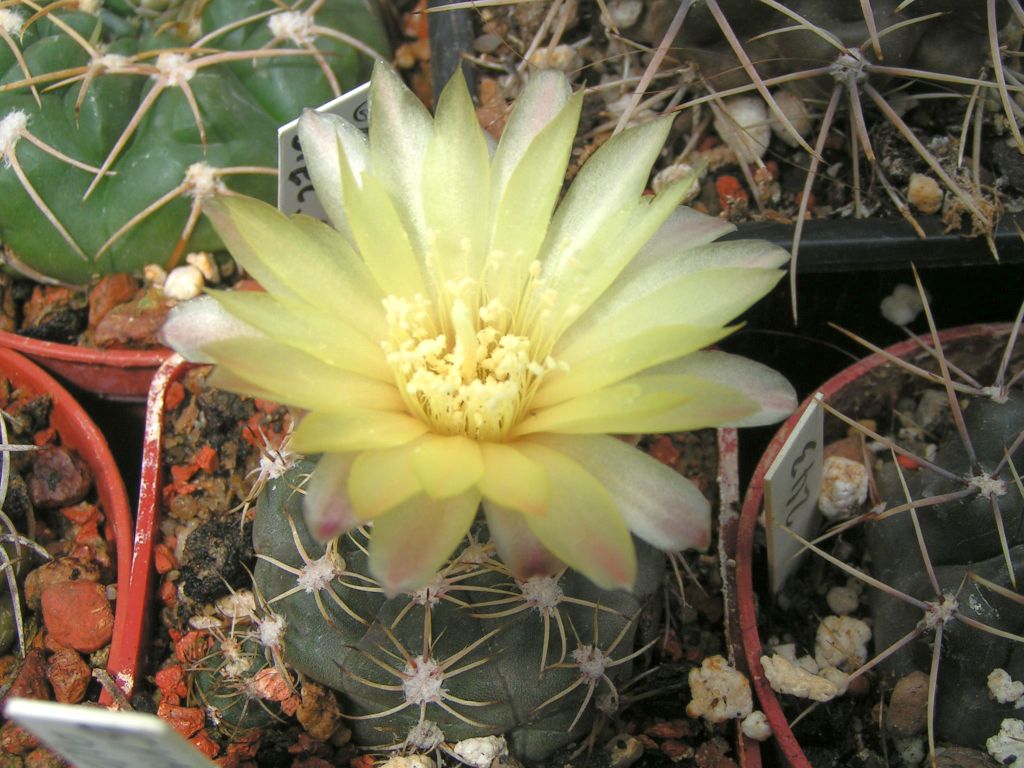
23,747,67,768
156,702,205,739
2,650,50,703
645,720,690,739
694,737,738,768
46,648,91,704
41,581,114,653
907,173,943,214
0,721,40,755
26,448,92,509
885,670,929,736
92,289,169,348
660,739,694,760
88,274,140,330
24,558,100,611
296,682,344,742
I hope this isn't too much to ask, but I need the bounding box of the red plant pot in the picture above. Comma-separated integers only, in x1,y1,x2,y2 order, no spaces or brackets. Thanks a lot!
734,323,1011,767
0,346,133,706
0,331,170,401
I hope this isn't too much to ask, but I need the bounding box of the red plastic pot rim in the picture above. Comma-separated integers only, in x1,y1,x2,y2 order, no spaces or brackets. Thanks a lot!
0,346,133,707
735,323,1012,768
0,330,171,400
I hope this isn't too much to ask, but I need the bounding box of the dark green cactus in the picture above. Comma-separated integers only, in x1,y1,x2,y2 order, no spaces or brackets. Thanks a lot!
0,0,389,284
245,458,666,762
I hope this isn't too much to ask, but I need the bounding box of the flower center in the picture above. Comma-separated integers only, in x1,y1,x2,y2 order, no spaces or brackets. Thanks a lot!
381,288,564,441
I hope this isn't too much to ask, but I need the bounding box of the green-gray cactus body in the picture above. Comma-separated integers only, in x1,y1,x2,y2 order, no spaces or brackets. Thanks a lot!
250,459,666,762
0,0,389,284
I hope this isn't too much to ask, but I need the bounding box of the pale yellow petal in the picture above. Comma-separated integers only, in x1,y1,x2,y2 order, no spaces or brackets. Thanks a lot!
208,291,391,382
347,442,421,520
338,141,431,301
514,374,759,436
203,197,384,336
514,441,636,590
410,433,484,499
369,490,480,595
535,324,733,408
291,410,429,454
478,441,549,516
421,68,490,282
202,338,401,412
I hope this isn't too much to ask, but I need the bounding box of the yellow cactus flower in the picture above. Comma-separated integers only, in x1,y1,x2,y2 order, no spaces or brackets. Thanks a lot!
163,62,795,595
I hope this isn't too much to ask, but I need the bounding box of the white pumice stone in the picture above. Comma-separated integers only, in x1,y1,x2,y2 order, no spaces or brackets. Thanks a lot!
686,655,753,723
451,735,509,768
988,719,1024,763
761,653,842,702
826,584,860,615
714,95,771,164
741,710,772,741
162,265,205,301
815,615,871,671
818,455,868,519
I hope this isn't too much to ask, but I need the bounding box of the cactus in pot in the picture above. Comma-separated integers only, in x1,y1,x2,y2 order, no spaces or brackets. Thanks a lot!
162,63,797,759
0,0,389,285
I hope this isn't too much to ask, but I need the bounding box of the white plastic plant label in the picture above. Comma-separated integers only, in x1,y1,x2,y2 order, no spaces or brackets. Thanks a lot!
4,698,217,768
763,393,824,595
277,81,370,220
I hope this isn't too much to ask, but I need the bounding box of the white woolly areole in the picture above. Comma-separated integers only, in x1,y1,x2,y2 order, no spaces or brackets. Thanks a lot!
404,720,444,751
970,472,1007,499
268,11,315,44
296,554,340,593
409,572,449,606
258,612,287,649
924,592,958,629
0,9,24,36
98,53,131,71
519,575,563,616
156,52,195,85
572,645,611,681
402,656,445,706
77,0,102,14
185,162,225,199
0,110,27,163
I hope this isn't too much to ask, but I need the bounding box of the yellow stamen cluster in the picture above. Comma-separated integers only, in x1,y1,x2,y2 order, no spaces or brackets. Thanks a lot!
381,285,565,441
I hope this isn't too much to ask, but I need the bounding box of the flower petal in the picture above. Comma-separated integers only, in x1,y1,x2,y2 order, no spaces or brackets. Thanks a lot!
490,70,571,197
515,374,760,436
304,453,360,541
410,433,484,499
291,410,429,454
347,442,421,519
297,109,370,246
555,263,784,358
567,230,789,342
369,490,480,595
514,441,636,590
529,434,711,552
202,337,402,412
534,174,699,347
160,295,261,364
421,68,491,282
536,324,733,408
368,60,433,255
337,141,431,301
203,197,384,329
478,441,549,516
208,290,390,381
485,79,581,308
540,117,672,279
650,351,797,427
482,501,562,579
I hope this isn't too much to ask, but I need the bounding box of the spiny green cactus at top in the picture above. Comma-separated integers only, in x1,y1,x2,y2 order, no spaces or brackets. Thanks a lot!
241,458,668,763
0,0,389,285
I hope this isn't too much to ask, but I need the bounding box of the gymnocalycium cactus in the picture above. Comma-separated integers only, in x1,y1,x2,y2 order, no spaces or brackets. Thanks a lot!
165,64,797,756
0,0,389,285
